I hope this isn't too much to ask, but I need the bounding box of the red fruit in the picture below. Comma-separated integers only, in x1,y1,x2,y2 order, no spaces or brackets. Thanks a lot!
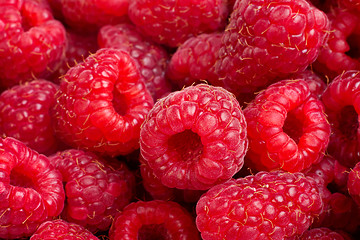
215,0,330,96
166,32,223,88
128,0,228,47
30,219,98,240
289,69,327,98
0,137,65,239
0,80,61,155
98,23,172,101
0,0,66,88
348,161,360,206
51,48,154,156
300,227,346,240
49,149,136,232
302,155,335,187
196,171,324,240
140,84,248,190
109,200,200,240
244,79,331,172
321,70,360,168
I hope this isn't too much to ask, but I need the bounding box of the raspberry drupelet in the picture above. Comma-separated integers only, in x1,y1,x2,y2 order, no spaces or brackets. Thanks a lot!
140,84,248,190
51,48,154,156
49,149,136,233
299,227,347,240
0,0,66,88
196,170,324,240
244,79,331,172
0,137,65,239
109,200,200,240
215,0,330,97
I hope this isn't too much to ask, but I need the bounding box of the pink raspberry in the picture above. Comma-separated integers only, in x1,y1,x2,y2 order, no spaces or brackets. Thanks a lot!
321,70,360,168
51,48,154,156
49,149,136,232
299,227,346,240
0,137,65,239
166,32,223,89
98,23,172,101
215,0,330,96
109,200,200,240
30,219,98,240
196,171,324,240
244,79,331,172
0,79,61,155
0,0,66,88
140,84,248,190
128,0,228,47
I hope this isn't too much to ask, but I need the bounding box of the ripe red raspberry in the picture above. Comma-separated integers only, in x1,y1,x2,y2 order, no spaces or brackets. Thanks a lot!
290,69,327,98
49,149,136,232
0,79,61,155
313,7,360,79
196,171,324,240
244,79,331,172
98,23,172,101
321,70,360,168
299,227,346,240
0,137,65,239
59,0,129,32
0,0,66,88
348,161,360,206
109,200,200,240
140,84,248,190
30,219,98,240
51,48,154,156
166,32,223,89
215,0,329,96
302,155,335,187
128,0,228,47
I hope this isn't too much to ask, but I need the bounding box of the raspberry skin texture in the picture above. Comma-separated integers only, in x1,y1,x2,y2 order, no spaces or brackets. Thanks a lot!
321,70,360,168
196,171,324,240
289,69,327,98
128,0,228,47
0,79,61,155
30,219,98,240
0,137,65,239
140,83,248,190
51,48,154,156
109,200,200,240
299,227,345,240
215,0,330,96
302,155,335,187
0,0,66,88
347,161,360,207
49,149,136,233
313,7,360,79
243,79,331,172
59,0,129,32
166,32,223,89
98,23,172,101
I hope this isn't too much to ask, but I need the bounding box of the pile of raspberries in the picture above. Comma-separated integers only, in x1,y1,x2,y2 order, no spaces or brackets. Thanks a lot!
1,0,360,239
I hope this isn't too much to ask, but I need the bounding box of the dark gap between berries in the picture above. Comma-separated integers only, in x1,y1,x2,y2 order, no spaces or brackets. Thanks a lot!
338,105,359,140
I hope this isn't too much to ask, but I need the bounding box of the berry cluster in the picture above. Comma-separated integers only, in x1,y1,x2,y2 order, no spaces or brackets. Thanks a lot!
1,0,360,239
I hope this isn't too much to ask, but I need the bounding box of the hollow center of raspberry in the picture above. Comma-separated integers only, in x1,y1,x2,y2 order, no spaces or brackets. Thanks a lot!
338,105,359,140
10,168,35,189
167,130,203,162
138,223,170,240
283,111,303,143
112,88,128,116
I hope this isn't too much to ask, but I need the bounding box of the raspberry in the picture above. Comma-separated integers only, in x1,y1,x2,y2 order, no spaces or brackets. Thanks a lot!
321,70,360,168
0,0,66,88
0,79,61,155
59,0,129,32
313,7,360,79
302,155,335,187
109,200,200,240
0,137,65,239
348,161,360,206
98,23,172,101
215,0,330,96
128,0,228,47
51,48,154,156
196,171,324,240
244,79,331,172
140,84,248,190
299,227,346,240
30,219,98,240
289,69,327,98
49,149,136,232
166,32,223,89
